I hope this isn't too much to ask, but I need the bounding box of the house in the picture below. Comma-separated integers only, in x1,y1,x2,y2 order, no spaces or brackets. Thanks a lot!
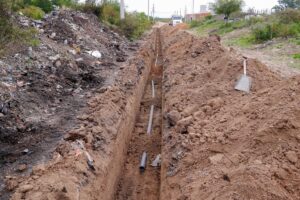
185,12,211,22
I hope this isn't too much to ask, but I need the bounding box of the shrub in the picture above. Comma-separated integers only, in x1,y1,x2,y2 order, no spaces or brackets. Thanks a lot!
26,0,53,13
21,6,45,19
205,15,213,20
120,12,151,39
277,8,300,23
246,16,263,26
190,20,202,28
277,23,300,37
74,3,101,16
252,23,273,41
100,1,120,25
0,0,13,47
293,53,300,59
52,0,73,7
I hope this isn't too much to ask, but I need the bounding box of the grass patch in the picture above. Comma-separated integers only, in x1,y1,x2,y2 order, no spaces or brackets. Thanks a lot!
226,34,255,48
293,53,300,59
192,18,249,37
20,5,45,20
289,38,300,45
0,26,39,56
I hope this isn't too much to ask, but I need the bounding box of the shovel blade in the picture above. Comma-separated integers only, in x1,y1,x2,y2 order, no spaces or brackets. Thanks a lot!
235,75,252,93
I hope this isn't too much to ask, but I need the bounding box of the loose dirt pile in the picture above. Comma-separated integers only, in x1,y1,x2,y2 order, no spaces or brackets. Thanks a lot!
160,26,300,200
2,18,299,200
0,9,141,199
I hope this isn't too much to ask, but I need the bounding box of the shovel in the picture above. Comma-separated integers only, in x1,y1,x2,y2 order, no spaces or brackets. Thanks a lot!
235,58,251,93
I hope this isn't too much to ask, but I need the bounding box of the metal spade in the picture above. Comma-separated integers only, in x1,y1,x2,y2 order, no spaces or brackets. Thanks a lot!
235,58,252,93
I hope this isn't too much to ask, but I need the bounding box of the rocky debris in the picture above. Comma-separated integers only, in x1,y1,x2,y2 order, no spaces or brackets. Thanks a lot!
16,164,27,172
209,154,224,165
18,184,33,193
285,151,298,164
0,9,137,198
166,110,181,126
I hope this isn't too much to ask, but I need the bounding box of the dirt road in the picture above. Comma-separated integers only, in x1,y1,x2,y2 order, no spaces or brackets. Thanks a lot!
1,17,300,200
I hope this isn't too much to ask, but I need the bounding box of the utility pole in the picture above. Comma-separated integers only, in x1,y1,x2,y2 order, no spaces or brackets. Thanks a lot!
192,0,195,21
152,3,155,22
148,0,150,20
184,5,187,20
120,0,125,20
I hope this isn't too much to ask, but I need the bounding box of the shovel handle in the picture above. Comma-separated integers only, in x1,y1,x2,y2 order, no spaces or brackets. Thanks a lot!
243,59,247,75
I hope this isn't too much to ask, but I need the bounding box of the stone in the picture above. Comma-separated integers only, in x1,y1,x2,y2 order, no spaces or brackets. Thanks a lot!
286,151,298,164
19,184,33,193
209,154,224,165
167,110,181,126
208,97,224,110
50,32,56,39
274,168,288,180
17,164,27,172
177,116,193,127
182,105,197,117
87,50,102,58
55,60,62,67
5,180,18,191
49,54,60,61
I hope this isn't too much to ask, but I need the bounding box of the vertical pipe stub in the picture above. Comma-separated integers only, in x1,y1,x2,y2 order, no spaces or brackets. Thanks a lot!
139,151,147,173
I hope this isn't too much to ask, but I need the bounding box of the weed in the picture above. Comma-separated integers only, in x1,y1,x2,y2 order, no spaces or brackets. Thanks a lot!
293,53,300,59
20,6,45,20
227,35,255,48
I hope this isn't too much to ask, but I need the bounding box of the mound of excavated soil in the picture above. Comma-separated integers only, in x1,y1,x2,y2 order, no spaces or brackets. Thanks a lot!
0,9,139,199
160,26,300,200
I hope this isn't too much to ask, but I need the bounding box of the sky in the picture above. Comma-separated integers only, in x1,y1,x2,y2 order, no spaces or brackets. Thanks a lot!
124,0,279,18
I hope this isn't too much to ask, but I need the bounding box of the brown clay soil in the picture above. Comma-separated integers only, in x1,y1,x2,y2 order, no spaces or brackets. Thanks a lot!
116,29,163,200
1,18,300,200
160,25,300,200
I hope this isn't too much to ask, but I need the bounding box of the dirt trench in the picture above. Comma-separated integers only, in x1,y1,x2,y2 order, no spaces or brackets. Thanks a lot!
116,28,163,200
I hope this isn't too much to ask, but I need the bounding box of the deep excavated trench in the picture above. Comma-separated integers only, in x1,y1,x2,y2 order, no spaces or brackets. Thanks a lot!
115,28,163,200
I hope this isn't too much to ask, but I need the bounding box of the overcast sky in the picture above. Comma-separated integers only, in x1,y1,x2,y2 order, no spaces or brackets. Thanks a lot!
124,0,279,17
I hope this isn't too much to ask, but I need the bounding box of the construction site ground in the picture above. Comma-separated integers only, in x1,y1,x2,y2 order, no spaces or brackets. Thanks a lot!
0,12,299,200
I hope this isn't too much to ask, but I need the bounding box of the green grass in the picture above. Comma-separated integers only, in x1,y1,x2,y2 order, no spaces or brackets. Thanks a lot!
293,53,300,59
226,34,255,48
193,19,248,37
289,37,300,45
193,19,223,36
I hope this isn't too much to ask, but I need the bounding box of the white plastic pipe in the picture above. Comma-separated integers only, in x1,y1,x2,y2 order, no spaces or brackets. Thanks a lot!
151,80,155,98
147,105,155,135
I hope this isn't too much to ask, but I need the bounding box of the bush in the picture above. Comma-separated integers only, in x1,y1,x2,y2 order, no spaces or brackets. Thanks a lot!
74,3,101,16
0,0,13,47
293,53,300,59
246,16,263,26
252,23,273,41
205,15,213,20
100,1,120,25
25,0,53,13
277,8,300,23
21,6,45,19
277,23,300,37
52,0,73,7
120,12,151,39
190,20,202,28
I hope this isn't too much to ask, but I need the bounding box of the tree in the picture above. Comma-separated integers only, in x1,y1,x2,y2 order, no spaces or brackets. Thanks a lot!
210,0,244,19
273,0,300,10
